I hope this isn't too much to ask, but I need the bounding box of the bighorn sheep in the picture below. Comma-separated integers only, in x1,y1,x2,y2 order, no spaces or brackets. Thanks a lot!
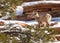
32,10,52,27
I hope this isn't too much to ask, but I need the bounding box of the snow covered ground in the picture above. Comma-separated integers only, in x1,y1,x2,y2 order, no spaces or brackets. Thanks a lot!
21,1,60,7
0,17,60,28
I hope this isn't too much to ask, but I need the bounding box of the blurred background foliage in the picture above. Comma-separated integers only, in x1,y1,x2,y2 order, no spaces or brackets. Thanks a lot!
0,23,58,43
0,0,23,19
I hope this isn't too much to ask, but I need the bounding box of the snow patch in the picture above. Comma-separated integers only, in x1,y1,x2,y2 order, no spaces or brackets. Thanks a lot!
21,1,60,6
16,6,23,16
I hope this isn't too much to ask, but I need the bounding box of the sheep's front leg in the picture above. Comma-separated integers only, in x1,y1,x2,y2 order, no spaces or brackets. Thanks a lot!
46,21,50,27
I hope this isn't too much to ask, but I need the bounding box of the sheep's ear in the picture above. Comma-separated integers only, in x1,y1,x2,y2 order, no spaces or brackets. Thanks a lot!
32,10,36,15
32,10,39,15
35,12,40,17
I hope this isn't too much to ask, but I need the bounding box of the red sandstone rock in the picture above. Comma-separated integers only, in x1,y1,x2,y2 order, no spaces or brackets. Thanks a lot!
0,21,4,26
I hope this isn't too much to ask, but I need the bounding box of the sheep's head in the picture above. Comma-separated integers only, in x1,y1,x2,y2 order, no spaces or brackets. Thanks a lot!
32,10,40,18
